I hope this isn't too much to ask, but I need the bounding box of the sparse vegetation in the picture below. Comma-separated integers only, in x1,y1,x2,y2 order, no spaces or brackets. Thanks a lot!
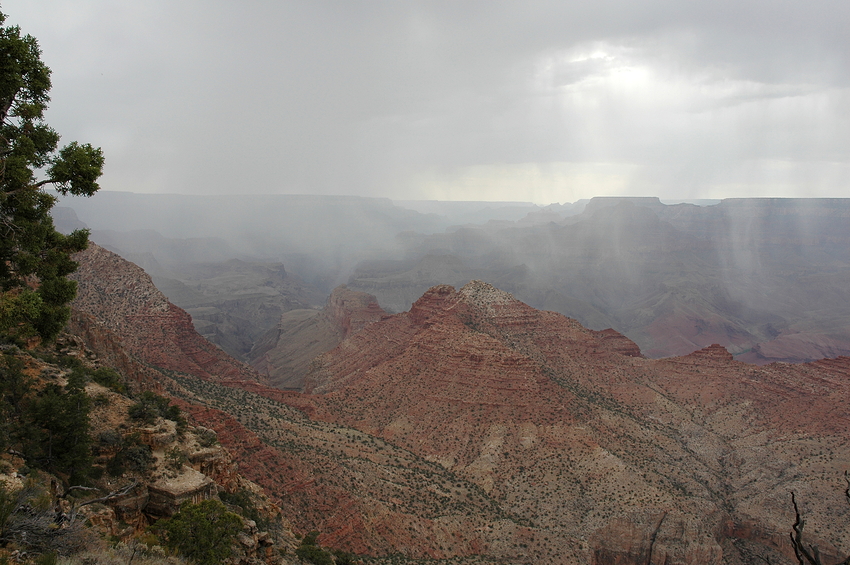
195,426,219,447
0,477,90,556
89,367,126,394
218,487,268,530
1,353,93,483
296,531,335,565
785,474,850,565
164,445,187,471
105,432,153,475
128,391,185,430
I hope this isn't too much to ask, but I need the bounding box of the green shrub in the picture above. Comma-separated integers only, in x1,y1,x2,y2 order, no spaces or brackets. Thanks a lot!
106,433,153,476
164,446,187,471
153,499,242,565
90,367,126,394
33,552,57,565
121,443,153,473
0,353,32,455
295,531,335,565
24,374,92,484
92,392,110,407
302,530,320,546
295,544,334,565
195,427,219,448
97,430,122,449
219,488,268,530
0,480,16,536
129,392,185,430
333,549,358,565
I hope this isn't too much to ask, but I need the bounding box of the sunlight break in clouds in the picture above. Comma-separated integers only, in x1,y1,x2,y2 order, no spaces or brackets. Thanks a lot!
418,36,849,203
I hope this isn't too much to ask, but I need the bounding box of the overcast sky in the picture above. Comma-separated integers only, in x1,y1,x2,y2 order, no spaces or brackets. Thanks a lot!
5,1,849,203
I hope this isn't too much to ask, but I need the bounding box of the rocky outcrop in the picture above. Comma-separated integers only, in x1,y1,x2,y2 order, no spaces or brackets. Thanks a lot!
248,285,387,389
71,244,264,385
295,281,850,564
146,469,216,518
325,285,386,337
590,511,723,565
0,343,297,564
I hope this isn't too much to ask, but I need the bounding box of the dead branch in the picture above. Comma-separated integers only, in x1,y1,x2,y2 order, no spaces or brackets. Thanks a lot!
791,491,822,565
789,489,850,565
62,485,98,499
77,480,139,509
68,480,139,524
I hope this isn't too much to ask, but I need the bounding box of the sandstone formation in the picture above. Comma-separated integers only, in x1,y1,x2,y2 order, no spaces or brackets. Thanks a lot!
297,281,850,564
68,246,850,564
71,244,263,385
248,285,387,389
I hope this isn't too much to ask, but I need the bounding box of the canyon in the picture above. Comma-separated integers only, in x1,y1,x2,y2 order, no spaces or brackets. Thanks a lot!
57,195,850,366
68,243,850,564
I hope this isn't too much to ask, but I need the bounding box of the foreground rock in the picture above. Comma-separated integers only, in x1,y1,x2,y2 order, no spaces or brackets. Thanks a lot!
0,347,298,564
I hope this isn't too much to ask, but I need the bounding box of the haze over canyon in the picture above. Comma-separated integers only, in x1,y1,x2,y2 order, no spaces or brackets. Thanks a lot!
56,194,850,374
65,234,850,564
50,193,850,563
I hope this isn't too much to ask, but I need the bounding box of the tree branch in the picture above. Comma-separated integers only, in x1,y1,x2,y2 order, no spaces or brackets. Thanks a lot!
67,480,140,524
32,178,58,189
62,485,99,499
790,491,821,565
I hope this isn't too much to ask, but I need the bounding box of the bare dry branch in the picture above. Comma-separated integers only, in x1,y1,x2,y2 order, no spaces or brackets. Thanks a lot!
791,491,822,565
62,485,98,499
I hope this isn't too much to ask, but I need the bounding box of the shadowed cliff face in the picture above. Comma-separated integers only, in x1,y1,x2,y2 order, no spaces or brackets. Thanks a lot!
247,285,388,389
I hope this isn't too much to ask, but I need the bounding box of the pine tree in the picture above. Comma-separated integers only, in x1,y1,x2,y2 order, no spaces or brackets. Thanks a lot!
0,10,103,343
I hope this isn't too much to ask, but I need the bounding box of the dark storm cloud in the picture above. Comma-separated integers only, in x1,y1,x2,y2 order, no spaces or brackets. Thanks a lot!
5,0,849,201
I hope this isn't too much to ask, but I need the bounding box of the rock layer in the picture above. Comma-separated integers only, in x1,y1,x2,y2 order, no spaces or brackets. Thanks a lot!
300,281,850,564
71,244,263,385
248,285,386,389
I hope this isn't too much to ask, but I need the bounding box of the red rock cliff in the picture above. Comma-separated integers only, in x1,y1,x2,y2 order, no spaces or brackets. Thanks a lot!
71,244,264,385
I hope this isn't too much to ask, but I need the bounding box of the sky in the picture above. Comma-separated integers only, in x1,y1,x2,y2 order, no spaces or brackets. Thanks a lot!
5,0,850,204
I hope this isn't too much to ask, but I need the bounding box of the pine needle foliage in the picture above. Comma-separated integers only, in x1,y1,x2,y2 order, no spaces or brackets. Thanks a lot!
0,9,103,343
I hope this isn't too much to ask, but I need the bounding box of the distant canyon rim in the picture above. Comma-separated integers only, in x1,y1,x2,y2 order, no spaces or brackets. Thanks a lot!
55,194,850,374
